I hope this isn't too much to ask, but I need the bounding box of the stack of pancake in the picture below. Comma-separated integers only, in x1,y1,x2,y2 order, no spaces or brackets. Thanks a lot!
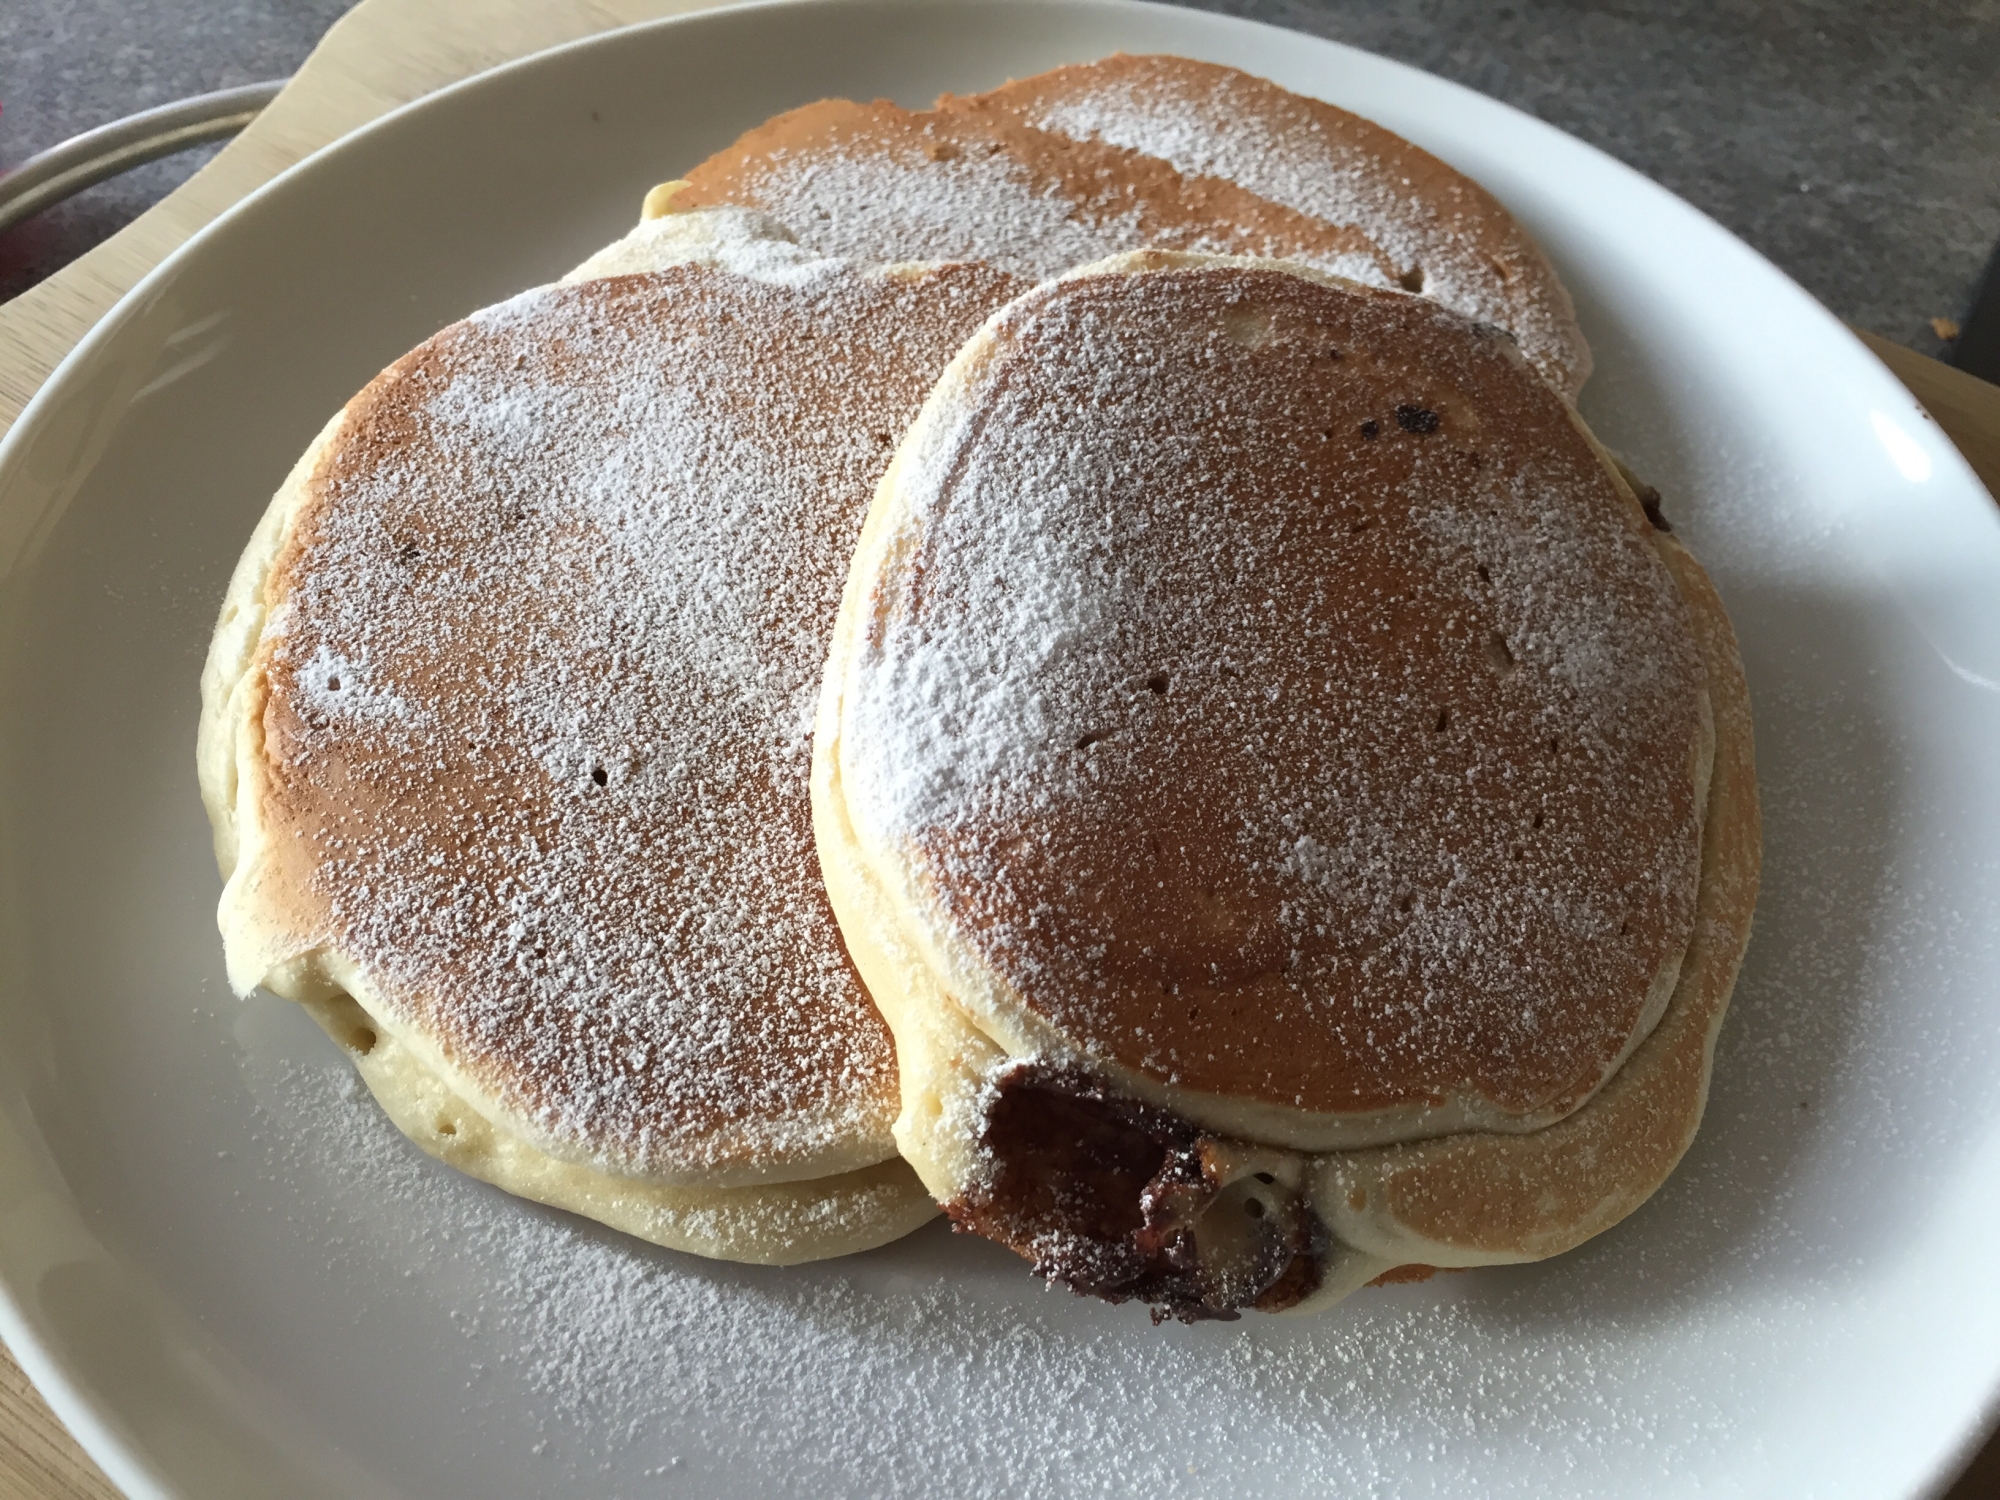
201,55,1757,1312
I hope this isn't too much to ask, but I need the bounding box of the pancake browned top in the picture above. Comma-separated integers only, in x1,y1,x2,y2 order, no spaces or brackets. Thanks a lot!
841,261,1706,1127
945,55,1589,399
674,95,1393,283
673,56,1586,399
249,258,1021,1178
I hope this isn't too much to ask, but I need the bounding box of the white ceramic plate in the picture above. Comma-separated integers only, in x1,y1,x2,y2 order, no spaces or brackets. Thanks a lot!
3,2,1999,1495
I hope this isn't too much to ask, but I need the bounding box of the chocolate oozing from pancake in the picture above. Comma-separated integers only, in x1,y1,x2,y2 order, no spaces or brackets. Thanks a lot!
248,258,1021,1181
672,56,1587,399
955,1061,1324,1322
844,262,1707,1139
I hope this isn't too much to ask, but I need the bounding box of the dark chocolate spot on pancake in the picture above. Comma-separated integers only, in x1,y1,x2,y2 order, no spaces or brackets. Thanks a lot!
1395,403,1440,433
1635,482,1672,533
949,1061,1322,1322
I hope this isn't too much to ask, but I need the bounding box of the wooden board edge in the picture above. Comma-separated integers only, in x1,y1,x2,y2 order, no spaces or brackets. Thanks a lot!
1856,328,2000,506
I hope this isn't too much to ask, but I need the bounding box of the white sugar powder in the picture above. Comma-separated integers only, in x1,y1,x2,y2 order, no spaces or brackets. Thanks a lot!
258,249,1019,1175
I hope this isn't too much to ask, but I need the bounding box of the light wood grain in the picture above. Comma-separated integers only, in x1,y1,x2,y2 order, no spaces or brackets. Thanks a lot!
0,1350,119,1500
1858,329,2000,504
1,2,1996,1496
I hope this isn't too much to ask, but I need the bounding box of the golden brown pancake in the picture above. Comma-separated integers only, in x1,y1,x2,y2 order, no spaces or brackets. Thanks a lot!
942,55,1589,400
200,222,1024,1263
668,55,1587,398
813,252,1757,1315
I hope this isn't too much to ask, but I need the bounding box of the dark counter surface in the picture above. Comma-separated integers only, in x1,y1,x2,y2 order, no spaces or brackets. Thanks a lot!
3,0,1997,355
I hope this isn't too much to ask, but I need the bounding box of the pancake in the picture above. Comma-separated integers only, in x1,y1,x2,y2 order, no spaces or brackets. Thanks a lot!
199,212,1024,1264
664,55,1587,399
813,252,1758,1315
941,55,1589,401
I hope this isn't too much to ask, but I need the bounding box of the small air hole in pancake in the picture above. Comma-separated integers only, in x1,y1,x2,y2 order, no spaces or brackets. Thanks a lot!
872,431,892,446
326,676,341,691
1532,810,1545,830
590,765,608,786
1254,1171,1276,1184
349,1025,377,1055
1326,346,1343,360
1477,563,1492,584
1433,708,1450,733
436,1118,457,1137
1076,732,1102,751
1483,632,1516,674
1398,895,1414,914
1549,736,1561,755
1244,1197,1266,1220
1222,306,1274,347
1359,419,1381,440
1398,265,1426,293
1147,673,1170,696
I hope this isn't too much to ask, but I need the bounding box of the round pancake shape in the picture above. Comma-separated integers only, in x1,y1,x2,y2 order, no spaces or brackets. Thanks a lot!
668,55,1587,399
200,215,1023,1263
813,251,1755,1312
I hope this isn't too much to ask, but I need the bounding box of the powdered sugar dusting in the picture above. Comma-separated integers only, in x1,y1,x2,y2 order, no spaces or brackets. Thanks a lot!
1030,81,1439,277
741,148,1157,280
844,266,1701,1119
294,640,422,728
683,102,1394,290
981,57,1587,396
257,257,1019,1176
224,1011,1784,1498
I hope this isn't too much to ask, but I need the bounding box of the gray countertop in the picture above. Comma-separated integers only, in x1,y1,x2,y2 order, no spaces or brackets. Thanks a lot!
2,0,1996,359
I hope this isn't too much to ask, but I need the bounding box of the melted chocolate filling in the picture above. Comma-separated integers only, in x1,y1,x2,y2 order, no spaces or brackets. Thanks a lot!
1635,481,1673,533
949,1062,1323,1322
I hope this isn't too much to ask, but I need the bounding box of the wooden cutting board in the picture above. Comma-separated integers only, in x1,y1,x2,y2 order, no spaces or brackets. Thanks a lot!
0,2,1996,1496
